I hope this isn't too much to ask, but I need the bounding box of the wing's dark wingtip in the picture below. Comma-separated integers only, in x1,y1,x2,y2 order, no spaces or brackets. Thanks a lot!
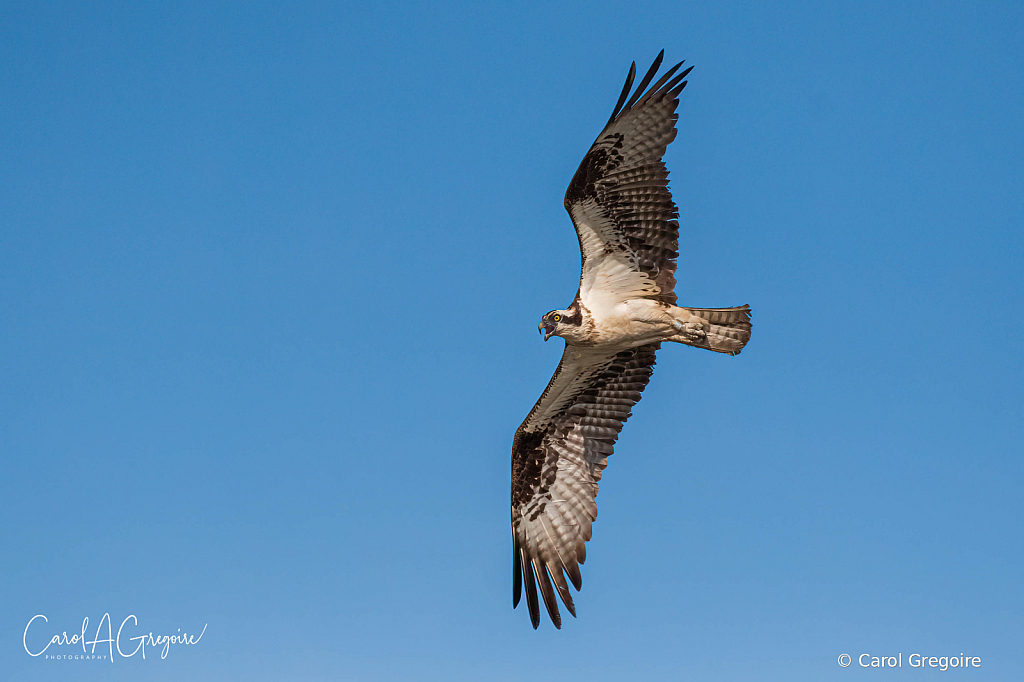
566,559,583,591
605,60,637,129
512,534,523,608
551,564,577,617
535,560,562,628
623,50,665,111
604,52,693,129
522,548,541,628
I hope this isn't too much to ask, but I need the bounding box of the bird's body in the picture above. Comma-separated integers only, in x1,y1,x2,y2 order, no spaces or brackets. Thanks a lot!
510,52,751,629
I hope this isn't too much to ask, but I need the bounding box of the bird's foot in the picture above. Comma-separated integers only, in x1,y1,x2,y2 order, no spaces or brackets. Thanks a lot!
676,322,707,342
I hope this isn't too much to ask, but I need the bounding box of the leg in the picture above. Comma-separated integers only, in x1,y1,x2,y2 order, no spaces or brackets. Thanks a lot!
667,305,752,355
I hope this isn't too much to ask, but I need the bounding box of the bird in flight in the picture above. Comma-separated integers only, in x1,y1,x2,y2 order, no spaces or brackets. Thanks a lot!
510,51,751,629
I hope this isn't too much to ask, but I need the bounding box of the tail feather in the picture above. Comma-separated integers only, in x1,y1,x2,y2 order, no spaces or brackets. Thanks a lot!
669,305,751,355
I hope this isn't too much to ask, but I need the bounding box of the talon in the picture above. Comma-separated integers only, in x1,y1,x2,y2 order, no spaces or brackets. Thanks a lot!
679,322,707,341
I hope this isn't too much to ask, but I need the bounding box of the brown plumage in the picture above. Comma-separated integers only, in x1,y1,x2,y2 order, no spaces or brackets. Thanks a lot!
511,52,751,629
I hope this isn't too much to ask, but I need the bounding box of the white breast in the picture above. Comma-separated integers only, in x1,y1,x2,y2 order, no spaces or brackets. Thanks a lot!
572,200,661,321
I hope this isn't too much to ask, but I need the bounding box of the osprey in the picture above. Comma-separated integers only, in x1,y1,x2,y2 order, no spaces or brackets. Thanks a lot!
511,52,751,629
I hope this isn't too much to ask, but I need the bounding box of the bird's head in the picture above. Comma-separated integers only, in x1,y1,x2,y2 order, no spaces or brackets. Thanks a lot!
538,309,571,341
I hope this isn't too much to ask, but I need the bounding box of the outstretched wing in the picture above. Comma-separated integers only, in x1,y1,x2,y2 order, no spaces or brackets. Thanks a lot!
511,343,659,628
565,51,692,312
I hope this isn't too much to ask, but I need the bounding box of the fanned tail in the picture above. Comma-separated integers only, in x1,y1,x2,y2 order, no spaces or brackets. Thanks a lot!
668,305,751,355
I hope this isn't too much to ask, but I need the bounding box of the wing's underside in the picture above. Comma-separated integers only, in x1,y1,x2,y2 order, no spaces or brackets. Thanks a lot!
565,50,692,308
511,343,659,628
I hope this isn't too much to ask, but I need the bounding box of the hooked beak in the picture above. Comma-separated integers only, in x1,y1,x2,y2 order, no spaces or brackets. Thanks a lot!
539,321,555,341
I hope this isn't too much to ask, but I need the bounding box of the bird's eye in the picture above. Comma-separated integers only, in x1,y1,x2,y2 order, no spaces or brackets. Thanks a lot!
553,314,561,322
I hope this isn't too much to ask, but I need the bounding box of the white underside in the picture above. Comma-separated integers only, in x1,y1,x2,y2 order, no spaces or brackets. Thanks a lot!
571,200,682,348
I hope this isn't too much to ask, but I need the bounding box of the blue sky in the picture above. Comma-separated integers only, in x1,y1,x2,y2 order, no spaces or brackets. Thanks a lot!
2,1,1022,680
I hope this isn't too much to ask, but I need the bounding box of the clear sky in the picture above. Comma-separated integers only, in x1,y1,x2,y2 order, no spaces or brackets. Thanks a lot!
2,1,1022,680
